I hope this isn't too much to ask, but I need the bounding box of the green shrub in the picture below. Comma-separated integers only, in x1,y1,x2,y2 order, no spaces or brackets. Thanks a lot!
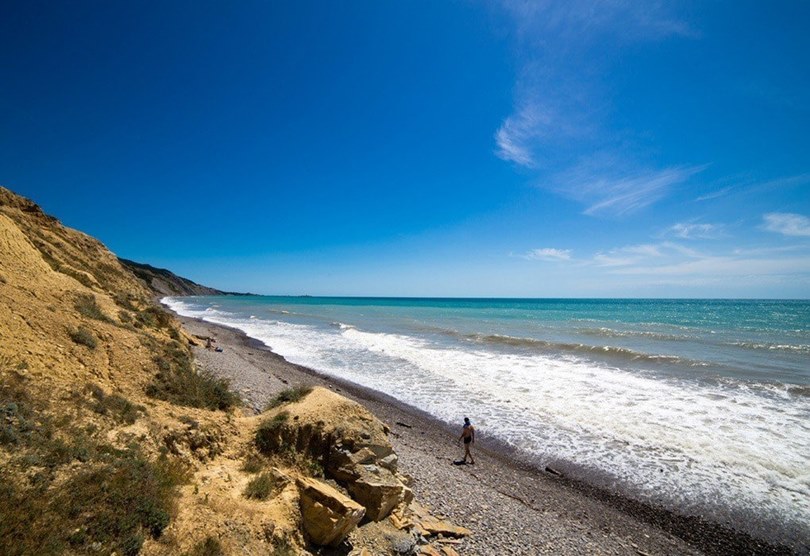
62,267,95,288
301,456,324,478
0,373,189,555
136,306,173,330
254,412,289,454
1,379,35,447
113,292,139,311
1,392,188,556
0,474,63,555
0,424,18,445
254,412,325,477
241,453,264,474
69,327,97,349
264,386,313,410
146,343,240,411
56,451,188,555
92,262,122,290
179,415,200,429
88,384,145,424
244,471,277,500
41,436,94,467
190,536,225,556
74,293,111,322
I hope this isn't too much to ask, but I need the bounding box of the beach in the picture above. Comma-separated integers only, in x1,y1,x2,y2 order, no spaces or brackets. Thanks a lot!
177,314,795,555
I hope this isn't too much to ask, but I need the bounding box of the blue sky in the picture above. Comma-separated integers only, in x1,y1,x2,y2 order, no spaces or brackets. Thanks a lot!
2,1,809,297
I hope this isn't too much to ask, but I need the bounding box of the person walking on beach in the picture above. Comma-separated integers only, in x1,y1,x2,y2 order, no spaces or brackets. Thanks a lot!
459,417,475,464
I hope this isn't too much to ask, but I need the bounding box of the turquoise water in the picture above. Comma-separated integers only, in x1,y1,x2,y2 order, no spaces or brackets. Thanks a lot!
166,296,810,545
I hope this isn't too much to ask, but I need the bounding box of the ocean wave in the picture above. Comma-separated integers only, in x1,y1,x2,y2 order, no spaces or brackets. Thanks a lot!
786,385,810,398
356,319,708,368
466,333,709,367
166,299,810,541
578,327,694,342
727,341,810,354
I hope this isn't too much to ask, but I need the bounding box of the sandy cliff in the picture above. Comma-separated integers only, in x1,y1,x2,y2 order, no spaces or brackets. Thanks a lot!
0,186,460,556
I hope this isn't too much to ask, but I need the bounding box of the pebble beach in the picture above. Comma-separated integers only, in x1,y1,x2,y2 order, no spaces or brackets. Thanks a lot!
178,315,796,556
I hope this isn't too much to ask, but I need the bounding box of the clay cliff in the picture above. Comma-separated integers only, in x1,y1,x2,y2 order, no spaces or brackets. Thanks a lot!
0,186,465,555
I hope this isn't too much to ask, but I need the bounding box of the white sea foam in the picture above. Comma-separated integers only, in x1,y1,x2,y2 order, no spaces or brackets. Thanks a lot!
164,297,810,542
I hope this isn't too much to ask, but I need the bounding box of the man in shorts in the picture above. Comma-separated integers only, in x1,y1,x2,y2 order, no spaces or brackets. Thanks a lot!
459,417,475,464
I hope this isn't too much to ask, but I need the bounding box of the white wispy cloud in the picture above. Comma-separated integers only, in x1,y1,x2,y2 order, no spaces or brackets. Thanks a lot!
621,244,664,257
695,186,733,202
494,69,597,169
762,213,810,237
495,104,545,167
552,160,706,217
591,241,711,268
592,253,640,267
666,222,725,239
610,255,810,277
523,248,573,261
588,241,810,283
500,1,695,43
514,240,810,293
493,1,698,208
593,243,668,267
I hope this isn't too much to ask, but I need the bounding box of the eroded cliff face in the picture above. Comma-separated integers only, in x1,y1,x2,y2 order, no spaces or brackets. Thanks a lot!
1,188,172,399
0,186,287,555
0,187,466,556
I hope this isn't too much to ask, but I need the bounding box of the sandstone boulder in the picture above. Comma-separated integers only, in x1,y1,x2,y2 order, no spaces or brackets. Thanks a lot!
297,477,366,547
346,465,413,521
409,502,471,538
260,388,411,521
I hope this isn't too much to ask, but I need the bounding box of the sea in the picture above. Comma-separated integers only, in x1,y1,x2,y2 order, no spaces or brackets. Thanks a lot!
164,296,809,547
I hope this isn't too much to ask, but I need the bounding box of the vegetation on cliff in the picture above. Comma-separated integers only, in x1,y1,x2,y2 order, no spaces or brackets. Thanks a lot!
0,187,239,554
0,186,466,555
119,258,229,297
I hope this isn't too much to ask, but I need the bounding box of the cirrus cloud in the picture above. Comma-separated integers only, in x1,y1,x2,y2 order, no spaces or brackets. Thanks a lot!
666,222,725,239
523,247,573,261
762,213,810,237
553,158,706,217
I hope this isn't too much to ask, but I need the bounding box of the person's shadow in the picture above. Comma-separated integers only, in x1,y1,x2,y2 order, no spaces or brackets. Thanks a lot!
452,460,468,466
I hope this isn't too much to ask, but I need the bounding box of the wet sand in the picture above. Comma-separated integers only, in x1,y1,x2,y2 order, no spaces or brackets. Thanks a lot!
177,314,795,556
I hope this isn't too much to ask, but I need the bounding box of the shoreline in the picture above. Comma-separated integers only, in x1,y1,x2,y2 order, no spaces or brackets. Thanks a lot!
174,313,797,555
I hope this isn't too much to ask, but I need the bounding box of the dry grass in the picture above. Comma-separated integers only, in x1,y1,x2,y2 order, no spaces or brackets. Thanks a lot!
241,453,265,474
244,471,278,500
74,293,112,322
69,326,97,349
264,386,312,410
87,384,145,425
0,377,189,556
146,342,240,411
189,536,225,556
